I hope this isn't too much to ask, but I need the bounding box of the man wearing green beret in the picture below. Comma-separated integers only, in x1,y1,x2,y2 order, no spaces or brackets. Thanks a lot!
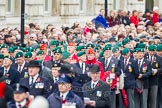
122,37,130,48
2,56,20,86
133,48,138,60
145,44,162,108
12,52,28,78
8,47,15,58
76,45,85,53
120,48,139,108
36,50,45,61
112,46,120,59
157,44,162,108
48,40,58,56
0,53,4,67
135,48,152,108
44,47,64,69
24,52,33,63
99,45,120,108
0,44,9,55
72,51,91,85
62,51,71,64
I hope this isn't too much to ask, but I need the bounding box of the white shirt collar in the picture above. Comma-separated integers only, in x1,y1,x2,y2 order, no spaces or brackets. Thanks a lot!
16,99,26,107
60,91,69,100
91,80,99,88
30,74,39,84
18,61,25,70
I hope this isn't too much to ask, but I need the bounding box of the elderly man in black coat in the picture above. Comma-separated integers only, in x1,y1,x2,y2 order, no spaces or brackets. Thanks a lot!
83,64,111,108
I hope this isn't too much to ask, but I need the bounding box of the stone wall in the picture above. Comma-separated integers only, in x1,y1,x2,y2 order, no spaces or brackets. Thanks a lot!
0,0,161,29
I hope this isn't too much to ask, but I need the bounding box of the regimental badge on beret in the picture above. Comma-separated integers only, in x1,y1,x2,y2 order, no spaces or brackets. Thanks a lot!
16,83,20,91
54,64,57,67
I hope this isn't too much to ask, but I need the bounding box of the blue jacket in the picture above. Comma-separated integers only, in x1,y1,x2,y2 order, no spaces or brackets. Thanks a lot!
120,57,139,89
0,67,20,87
19,75,53,98
93,14,108,29
48,91,84,108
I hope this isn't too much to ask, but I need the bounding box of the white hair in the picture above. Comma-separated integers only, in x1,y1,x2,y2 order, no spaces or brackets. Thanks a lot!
29,96,49,108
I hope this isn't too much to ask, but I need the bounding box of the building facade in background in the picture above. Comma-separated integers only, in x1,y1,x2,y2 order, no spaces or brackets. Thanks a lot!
0,0,161,28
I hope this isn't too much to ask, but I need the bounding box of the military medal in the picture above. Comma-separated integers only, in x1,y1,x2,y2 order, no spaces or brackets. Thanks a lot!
24,72,28,78
128,65,132,72
112,64,115,73
39,83,44,88
5,79,11,84
156,63,158,68
97,91,102,97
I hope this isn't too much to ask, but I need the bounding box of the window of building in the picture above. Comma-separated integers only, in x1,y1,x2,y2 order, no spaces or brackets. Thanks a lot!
7,0,11,12
45,0,49,11
80,0,83,11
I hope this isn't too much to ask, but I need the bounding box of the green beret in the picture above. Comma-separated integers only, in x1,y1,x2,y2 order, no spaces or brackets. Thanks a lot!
1,44,8,49
58,41,64,46
86,43,95,48
122,48,130,55
36,60,43,64
76,45,85,51
0,53,4,59
4,56,13,61
49,40,58,46
25,47,34,52
36,50,44,55
115,42,123,47
122,37,130,45
77,51,86,57
133,48,138,53
137,43,146,48
103,46,111,51
24,52,33,58
62,51,70,59
53,47,62,54
157,44,162,51
99,51,104,58
148,44,157,51
94,48,100,53
15,52,24,58
14,46,24,52
136,48,144,52
112,46,119,53
105,44,112,48
8,47,14,53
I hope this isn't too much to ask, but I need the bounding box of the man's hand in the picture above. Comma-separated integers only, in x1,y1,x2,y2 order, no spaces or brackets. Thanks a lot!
138,74,143,79
152,69,158,76
89,100,96,107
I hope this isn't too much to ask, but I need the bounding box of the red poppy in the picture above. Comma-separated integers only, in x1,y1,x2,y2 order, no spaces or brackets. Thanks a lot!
36,78,40,82
62,100,67,104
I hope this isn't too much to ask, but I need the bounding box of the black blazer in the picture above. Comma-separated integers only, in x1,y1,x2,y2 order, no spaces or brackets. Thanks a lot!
11,62,28,78
83,80,111,108
1,67,20,87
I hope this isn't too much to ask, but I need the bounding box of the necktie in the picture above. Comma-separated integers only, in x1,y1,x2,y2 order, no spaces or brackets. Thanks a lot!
105,59,108,70
4,70,7,76
54,78,58,83
92,83,95,89
124,59,127,68
19,65,22,73
18,104,21,108
31,77,34,85
151,56,153,63
138,60,141,70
